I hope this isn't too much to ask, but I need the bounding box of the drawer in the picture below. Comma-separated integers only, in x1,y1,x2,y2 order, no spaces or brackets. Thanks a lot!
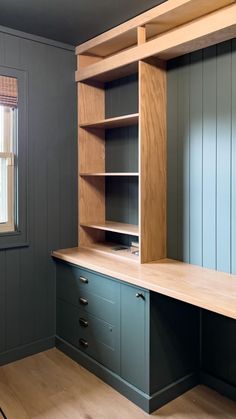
77,310,120,373
57,262,120,308
77,289,119,324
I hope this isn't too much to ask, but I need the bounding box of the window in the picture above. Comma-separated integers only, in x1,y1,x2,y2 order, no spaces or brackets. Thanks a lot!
0,76,18,233
0,67,28,249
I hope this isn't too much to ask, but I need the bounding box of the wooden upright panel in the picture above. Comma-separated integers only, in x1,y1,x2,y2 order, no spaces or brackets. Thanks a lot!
78,81,105,246
139,59,166,263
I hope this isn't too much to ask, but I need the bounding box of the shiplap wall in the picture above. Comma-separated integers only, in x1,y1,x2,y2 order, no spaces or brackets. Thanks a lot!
105,75,139,245
0,30,77,363
167,40,236,274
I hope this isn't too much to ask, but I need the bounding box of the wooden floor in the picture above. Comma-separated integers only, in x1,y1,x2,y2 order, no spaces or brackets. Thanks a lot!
0,349,236,418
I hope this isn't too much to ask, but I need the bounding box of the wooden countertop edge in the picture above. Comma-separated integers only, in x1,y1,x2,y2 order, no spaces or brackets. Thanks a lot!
52,248,236,320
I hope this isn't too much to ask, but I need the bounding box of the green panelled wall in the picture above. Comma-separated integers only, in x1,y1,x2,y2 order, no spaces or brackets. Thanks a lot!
167,40,236,390
0,29,77,364
105,75,139,245
168,40,236,274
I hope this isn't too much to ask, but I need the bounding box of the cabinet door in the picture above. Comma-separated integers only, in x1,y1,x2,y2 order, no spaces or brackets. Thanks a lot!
120,283,149,392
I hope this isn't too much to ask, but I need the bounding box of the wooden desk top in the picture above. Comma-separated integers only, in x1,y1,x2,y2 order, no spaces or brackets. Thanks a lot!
52,247,236,320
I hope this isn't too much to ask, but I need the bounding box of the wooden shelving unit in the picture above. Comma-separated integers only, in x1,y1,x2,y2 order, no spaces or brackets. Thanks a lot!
78,60,166,263
77,0,236,263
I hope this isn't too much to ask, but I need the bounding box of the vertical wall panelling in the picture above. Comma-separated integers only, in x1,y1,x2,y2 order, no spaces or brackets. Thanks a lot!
0,251,6,352
167,39,236,274
167,59,178,258
167,38,236,394
105,74,138,118
104,75,139,246
177,55,190,262
32,41,50,340
5,250,21,349
202,46,217,270
0,33,4,61
4,33,21,67
232,40,236,274
189,50,203,266
216,42,232,273
0,30,77,364
105,125,138,173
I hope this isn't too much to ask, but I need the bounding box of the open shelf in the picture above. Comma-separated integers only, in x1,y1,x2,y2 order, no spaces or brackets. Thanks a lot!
80,172,139,177
81,242,139,262
76,0,233,58
80,221,139,236
80,113,139,129
76,1,236,82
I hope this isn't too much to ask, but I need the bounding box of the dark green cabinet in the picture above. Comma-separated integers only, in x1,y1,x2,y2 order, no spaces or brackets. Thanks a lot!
77,308,120,373
120,283,149,392
201,311,236,388
57,299,78,347
56,260,200,413
56,262,120,374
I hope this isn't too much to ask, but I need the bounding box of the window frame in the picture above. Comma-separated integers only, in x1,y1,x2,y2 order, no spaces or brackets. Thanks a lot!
0,106,16,233
0,66,28,249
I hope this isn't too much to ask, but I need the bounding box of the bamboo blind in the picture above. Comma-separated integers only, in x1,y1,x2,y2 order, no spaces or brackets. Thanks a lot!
0,76,18,108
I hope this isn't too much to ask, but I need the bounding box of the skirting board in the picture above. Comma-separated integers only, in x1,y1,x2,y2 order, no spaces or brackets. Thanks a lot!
200,371,236,402
56,336,198,413
0,336,55,366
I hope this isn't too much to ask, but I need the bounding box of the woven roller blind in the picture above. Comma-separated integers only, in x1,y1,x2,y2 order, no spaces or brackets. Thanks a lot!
0,76,18,108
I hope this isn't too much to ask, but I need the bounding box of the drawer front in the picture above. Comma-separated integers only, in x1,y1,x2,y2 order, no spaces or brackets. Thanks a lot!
77,310,120,373
77,289,119,324
57,262,119,310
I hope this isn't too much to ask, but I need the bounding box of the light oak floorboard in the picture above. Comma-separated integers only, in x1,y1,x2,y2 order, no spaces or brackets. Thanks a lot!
0,349,236,418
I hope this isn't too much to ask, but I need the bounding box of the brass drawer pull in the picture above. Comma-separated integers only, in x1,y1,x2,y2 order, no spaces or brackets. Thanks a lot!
80,276,88,284
79,318,88,327
79,297,88,306
79,338,88,348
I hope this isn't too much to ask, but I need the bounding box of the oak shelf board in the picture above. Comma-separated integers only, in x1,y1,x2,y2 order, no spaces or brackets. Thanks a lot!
52,247,236,320
80,220,139,236
76,0,234,58
79,113,139,129
76,3,236,82
79,242,139,262
79,172,139,177
57,242,139,263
